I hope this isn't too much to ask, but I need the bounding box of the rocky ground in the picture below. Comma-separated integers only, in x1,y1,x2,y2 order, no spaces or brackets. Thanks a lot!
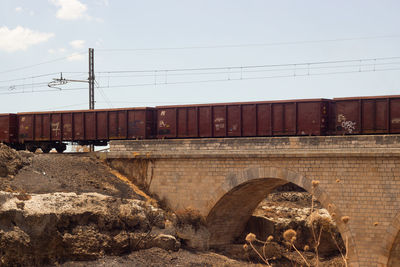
0,143,346,266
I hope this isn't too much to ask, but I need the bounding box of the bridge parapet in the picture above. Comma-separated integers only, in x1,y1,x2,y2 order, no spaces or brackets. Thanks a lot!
106,135,400,159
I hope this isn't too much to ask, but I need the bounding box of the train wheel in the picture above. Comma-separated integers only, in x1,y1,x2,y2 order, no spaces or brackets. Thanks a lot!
26,144,37,153
55,144,66,153
41,147,51,153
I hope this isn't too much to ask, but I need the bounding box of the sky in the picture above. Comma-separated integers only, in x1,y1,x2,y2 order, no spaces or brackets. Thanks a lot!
1,0,400,113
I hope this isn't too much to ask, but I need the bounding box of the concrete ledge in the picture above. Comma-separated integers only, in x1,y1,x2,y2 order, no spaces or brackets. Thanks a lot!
100,149,400,159
106,135,400,159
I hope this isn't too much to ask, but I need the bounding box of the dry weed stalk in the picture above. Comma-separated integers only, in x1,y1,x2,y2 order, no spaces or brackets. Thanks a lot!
283,229,311,267
244,233,273,266
310,180,350,266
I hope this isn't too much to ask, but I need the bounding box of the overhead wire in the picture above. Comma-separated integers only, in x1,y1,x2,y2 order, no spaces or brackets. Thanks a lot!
1,65,399,96
95,56,400,74
95,61,400,79
0,51,87,75
97,34,400,52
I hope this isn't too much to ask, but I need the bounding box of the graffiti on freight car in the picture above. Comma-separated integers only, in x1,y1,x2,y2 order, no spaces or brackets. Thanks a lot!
159,120,170,128
337,114,356,133
341,121,356,133
228,124,238,133
214,117,225,131
51,122,60,137
392,118,400,124
63,124,72,132
160,110,166,116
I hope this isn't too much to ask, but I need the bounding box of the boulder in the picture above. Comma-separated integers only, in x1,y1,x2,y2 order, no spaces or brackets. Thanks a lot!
0,191,179,266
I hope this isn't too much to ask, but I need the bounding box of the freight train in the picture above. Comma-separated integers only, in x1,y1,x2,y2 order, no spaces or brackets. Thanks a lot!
1,95,400,153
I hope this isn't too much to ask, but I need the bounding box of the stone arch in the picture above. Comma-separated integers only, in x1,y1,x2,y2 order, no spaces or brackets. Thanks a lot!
206,166,358,264
381,211,400,266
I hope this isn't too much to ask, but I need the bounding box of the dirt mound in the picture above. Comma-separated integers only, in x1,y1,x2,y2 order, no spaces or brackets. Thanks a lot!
0,191,180,266
0,144,31,177
0,153,142,199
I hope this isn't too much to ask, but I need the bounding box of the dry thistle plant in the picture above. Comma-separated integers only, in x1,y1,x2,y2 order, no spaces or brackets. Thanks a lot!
341,216,350,224
244,232,275,266
309,180,349,267
283,229,310,267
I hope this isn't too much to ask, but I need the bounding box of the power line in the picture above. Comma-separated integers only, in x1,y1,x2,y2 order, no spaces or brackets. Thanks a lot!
97,34,400,52
0,73,60,83
95,56,400,74
0,51,87,75
1,65,399,96
95,61,400,79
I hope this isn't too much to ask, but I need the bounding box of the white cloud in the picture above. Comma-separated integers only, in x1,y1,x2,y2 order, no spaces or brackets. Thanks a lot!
48,48,56,54
59,47,66,53
29,10,35,16
15,7,22,12
50,0,89,20
69,39,85,49
67,52,84,61
95,0,109,6
0,26,54,53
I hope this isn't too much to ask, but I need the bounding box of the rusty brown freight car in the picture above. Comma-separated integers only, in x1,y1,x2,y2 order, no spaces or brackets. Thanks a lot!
330,95,400,135
156,99,329,138
0,114,17,144
17,107,155,152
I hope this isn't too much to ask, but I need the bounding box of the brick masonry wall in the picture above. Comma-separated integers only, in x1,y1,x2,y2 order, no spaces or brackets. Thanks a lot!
104,135,400,267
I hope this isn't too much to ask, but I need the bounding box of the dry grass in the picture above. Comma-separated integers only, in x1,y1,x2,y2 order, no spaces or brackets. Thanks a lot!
175,208,206,231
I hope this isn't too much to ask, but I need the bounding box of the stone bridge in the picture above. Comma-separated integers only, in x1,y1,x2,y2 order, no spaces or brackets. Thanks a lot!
101,135,400,267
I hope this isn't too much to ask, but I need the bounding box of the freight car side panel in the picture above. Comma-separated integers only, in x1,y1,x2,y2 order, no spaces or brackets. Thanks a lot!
242,104,257,136
128,110,145,138
62,113,73,140
390,99,400,133
50,114,62,141
272,103,296,135
177,107,198,138
146,109,157,138
0,114,17,143
212,106,226,137
34,114,50,141
158,108,176,138
108,111,128,139
84,112,96,140
185,107,198,137
73,113,85,140
108,111,118,139
256,104,272,136
18,115,34,141
335,100,360,134
0,116,8,143
227,105,241,136
297,102,327,136
96,112,108,140
177,108,188,137
118,111,127,139
199,106,212,137
362,100,388,133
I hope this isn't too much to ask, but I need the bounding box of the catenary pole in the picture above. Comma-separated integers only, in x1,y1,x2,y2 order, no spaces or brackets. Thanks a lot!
88,48,95,110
